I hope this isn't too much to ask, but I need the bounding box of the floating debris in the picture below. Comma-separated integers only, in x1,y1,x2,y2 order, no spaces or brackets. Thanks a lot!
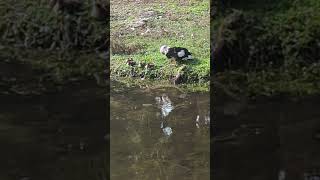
204,113,210,125
195,115,200,128
195,112,210,128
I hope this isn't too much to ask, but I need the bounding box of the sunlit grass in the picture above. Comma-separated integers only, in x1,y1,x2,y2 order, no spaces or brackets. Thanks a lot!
110,0,210,90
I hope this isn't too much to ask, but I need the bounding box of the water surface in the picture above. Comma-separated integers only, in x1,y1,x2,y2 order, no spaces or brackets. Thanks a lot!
213,95,320,180
0,80,107,180
110,81,210,180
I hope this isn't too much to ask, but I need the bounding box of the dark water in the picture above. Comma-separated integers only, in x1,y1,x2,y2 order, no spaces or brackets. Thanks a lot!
110,81,210,180
213,95,320,180
2,59,320,180
0,81,107,180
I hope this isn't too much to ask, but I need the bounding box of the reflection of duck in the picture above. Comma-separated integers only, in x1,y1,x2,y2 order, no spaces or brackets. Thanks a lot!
161,121,173,136
138,61,146,68
145,63,155,70
126,58,136,66
155,94,174,118
156,94,174,137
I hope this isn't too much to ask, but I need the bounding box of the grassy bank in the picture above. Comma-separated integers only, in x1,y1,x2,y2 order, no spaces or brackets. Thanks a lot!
110,0,210,91
0,0,107,95
212,0,320,98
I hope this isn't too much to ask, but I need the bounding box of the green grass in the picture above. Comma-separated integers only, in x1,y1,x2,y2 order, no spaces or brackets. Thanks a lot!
110,0,210,91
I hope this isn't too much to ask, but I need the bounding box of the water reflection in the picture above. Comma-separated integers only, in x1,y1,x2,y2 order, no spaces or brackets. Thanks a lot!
0,82,107,180
213,94,320,179
156,94,174,137
155,94,174,118
195,112,210,129
111,82,210,180
161,121,173,137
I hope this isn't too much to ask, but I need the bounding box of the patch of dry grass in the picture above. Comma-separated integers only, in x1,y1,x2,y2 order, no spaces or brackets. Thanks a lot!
111,40,144,55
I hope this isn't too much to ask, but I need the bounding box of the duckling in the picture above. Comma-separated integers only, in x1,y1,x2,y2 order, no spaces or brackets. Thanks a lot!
170,65,186,85
91,0,108,21
129,68,136,77
170,74,181,85
138,61,146,68
145,63,155,70
126,58,136,66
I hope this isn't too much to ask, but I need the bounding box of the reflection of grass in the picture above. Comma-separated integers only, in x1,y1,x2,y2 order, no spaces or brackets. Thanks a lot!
111,77,209,93
110,0,210,89
1,47,104,85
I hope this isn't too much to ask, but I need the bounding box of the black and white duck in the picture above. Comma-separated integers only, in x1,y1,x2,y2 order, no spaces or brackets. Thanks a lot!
160,45,193,62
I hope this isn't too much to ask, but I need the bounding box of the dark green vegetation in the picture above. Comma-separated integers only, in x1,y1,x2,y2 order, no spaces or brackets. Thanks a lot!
110,0,210,91
212,0,320,97
0,0,108,95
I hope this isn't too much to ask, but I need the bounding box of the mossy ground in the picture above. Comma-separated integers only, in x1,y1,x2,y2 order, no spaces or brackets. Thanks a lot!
110,0,210,91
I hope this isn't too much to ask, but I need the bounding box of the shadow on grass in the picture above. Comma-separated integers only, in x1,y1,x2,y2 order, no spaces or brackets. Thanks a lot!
178,58,201,66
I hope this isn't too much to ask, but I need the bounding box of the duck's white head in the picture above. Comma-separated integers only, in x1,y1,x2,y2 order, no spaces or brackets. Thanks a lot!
160,45,170,55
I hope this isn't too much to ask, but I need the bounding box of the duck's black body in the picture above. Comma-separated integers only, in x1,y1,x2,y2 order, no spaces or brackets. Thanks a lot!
167,47,192,60
160,45,193,61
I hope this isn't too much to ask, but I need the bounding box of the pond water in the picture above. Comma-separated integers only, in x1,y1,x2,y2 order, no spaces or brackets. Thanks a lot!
2,62,320,180
213,95,320,180
0,80,107,180
110,81,210,180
